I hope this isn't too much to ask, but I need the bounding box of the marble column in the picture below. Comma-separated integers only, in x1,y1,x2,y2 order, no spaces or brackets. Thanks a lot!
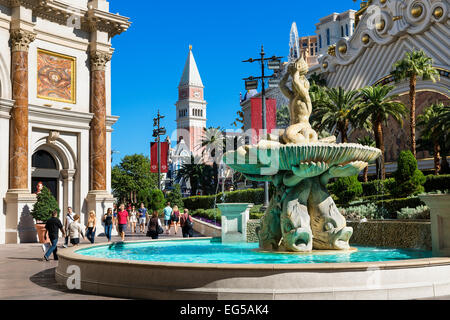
89,51,111,191
87,50,115,236
9,29,35,190
5,29,37,244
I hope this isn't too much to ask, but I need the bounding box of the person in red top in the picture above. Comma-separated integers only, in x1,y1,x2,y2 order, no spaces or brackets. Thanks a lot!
117,204,129,241
180,208,194,238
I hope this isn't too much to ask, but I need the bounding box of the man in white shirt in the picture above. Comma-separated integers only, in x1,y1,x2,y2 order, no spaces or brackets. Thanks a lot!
63,207,75,248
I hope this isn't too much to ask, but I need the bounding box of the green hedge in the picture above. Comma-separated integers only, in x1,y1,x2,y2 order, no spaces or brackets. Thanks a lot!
375,197,425,219
183,188,265,211
424,174,450,193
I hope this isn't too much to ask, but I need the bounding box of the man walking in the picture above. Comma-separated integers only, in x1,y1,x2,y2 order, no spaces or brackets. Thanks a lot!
44,210,65,261
138,203,147,234
163,202,172,234
63,207,75,248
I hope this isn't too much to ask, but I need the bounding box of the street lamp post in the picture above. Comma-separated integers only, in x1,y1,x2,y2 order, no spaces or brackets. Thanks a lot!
153,110,166,190
243,45,283,209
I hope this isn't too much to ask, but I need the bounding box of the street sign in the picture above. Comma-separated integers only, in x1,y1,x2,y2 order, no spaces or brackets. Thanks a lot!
268,59,281,70
268,78,280,88
245,80,258,90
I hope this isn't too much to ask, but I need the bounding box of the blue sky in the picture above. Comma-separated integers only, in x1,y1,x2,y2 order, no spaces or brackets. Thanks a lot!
109,0,360,166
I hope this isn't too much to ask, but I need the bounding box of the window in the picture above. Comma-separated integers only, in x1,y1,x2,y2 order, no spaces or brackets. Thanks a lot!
326,29,330,46
32,150,57,169
319,35,322,49
341,26,344,37
346,24,349,36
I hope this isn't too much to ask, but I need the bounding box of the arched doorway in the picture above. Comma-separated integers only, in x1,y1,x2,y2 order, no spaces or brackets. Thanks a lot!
31,150,59,200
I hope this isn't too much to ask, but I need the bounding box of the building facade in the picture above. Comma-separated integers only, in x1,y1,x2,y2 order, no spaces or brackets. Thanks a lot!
314,0,449,170
0,0,130,244
315,9,356,56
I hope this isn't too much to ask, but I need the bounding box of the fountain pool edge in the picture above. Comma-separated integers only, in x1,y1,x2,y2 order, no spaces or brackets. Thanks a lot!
55,237,450,300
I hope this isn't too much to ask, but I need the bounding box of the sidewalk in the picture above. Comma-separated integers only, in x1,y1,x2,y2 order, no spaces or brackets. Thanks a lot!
0,223,201,300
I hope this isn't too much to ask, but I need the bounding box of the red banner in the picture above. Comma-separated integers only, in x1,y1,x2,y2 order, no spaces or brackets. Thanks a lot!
150,142,169,173
251,97,276,144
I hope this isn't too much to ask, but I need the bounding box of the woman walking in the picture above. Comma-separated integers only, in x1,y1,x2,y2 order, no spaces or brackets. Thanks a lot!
129,205,138,233
113,203,118,232
103,208,114,242
85,211,97,244
147,210,162,240
69,214,85,246
171,205,181,235
117,204,129,242
180,209,194,238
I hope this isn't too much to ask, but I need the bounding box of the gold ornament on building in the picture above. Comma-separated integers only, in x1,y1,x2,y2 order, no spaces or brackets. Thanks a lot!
380,0,386,4
362,34,370,44
393,16,403,21
322,62,328,69
411,4,423,18
376,19,386,31
338,44,347,54
328,44,336,56
433,7,443,19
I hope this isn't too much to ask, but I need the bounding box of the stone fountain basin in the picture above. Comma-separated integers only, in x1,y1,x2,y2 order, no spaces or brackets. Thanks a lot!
55,238,450,300
223,143,381,176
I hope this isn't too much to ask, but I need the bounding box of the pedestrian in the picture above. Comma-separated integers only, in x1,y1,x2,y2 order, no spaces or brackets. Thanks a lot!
171,205,181,235
129,205,138,233
147,210,162,239
117,204,129,242
63,207,75,248
138,203,147,234
43,210,65,261
103,208,114,242
180,208,194,238
113,203,118,232
69,214,85,246
163,202,172,234
85,211,97,244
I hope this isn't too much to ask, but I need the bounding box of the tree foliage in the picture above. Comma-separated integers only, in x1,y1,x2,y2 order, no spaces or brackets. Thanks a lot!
148,189,165,211
392,150,426,198
31,186,60,223
165,184,184,209
111,154,158,206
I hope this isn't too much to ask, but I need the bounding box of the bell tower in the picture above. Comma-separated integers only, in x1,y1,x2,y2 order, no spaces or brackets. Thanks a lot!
175,45,207,156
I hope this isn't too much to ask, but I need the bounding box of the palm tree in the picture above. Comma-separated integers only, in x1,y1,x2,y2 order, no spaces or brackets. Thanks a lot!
418,103,449,175
355,85,408,180
356,135,376,182
276,105,290,129
392,50,440,158
176,156,203,196
312,87,361,143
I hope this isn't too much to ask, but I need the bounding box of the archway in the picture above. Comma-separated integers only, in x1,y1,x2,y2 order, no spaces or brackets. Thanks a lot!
31,150,59,200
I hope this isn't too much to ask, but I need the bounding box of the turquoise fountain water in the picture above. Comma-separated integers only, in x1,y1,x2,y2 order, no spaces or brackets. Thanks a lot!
76,239,431,264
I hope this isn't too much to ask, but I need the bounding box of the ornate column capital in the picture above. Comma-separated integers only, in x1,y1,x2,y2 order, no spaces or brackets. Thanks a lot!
90,50,112,72
10,29,36,52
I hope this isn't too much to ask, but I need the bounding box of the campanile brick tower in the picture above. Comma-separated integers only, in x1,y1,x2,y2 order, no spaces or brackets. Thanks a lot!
175,46,207,157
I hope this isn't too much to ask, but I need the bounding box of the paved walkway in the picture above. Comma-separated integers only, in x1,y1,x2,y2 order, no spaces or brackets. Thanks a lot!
0,223,199,300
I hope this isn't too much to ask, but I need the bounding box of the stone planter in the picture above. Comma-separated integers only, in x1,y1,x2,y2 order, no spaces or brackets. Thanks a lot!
419,194,450,257
217,203,253,243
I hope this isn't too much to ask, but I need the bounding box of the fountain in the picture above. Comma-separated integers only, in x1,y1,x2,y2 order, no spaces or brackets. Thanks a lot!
223,57,380,252
54,58,450,300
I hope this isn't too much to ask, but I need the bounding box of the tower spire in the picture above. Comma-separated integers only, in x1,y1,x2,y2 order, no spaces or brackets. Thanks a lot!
179,46,203,88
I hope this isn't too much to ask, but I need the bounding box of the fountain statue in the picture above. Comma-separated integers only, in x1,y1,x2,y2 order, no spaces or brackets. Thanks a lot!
223,57,381,252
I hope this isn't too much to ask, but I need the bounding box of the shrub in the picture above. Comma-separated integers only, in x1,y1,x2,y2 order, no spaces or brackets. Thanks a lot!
339,203,389,221
375,197,425,218
183,188,265,210
397,206,430,220
331,175,363,203
392,151,426,198
148,189,165,211
361,178,395,196
165,184,184,209
424,174,450,192
31,186,60,223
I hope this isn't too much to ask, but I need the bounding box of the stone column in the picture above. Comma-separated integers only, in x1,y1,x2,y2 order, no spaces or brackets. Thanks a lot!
5,29,37,244
9,29,35,190
89,50,111,191
87,50,115,236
